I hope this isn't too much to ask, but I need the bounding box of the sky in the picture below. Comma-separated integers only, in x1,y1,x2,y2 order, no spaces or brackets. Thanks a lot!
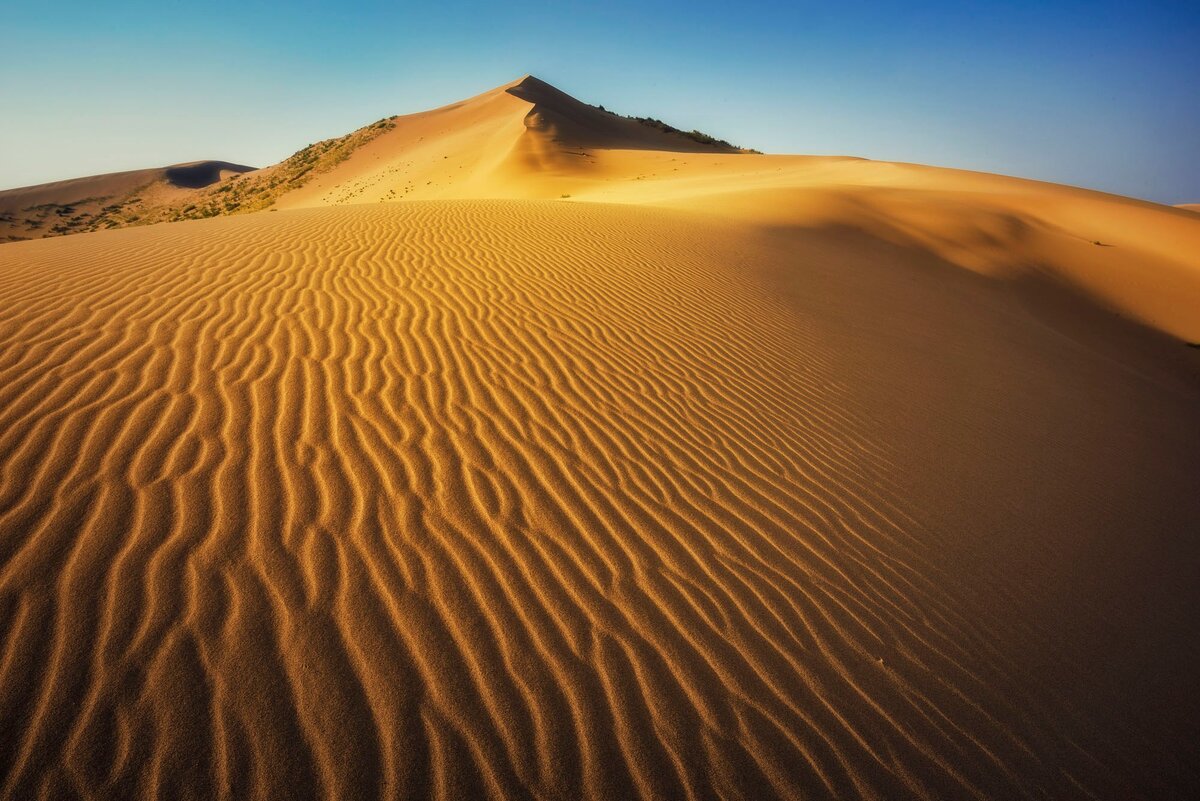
1,1,1198,203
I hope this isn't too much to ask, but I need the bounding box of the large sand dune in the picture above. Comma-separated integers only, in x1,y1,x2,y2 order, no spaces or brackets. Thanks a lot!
276,77,1200,343
1,78,1199,800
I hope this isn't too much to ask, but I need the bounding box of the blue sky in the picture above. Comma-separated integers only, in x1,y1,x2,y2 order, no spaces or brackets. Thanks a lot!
2,1,1197,203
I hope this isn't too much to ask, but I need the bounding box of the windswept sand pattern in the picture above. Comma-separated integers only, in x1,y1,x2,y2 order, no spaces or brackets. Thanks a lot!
0,201,1198,800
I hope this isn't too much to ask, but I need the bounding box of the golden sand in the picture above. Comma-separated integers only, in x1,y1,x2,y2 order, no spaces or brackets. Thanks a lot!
1,78,1198,799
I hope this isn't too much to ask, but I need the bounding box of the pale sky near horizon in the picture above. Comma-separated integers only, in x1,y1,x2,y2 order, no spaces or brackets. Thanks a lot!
1,1,1197,203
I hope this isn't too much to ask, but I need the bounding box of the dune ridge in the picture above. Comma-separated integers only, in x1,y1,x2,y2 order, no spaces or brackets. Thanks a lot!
1,201,1198,799
271,77,1200,343
5,76,1199,343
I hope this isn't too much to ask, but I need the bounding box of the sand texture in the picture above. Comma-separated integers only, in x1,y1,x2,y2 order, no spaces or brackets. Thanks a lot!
1,78,1200,800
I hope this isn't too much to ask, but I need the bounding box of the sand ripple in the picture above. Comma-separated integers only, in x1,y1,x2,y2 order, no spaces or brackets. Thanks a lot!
0,202,1197,799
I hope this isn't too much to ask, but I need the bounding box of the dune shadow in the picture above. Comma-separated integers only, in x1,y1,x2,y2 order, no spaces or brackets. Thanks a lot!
164,161,255,189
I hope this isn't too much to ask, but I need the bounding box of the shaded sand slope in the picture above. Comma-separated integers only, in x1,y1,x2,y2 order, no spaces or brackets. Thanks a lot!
1,201,1198,800
642,162,1200,344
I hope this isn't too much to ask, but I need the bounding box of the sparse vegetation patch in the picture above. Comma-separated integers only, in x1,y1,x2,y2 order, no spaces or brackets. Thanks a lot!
591,105,760,153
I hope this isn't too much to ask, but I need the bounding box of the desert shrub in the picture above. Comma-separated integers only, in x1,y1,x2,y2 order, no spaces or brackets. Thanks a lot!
591,103,750,151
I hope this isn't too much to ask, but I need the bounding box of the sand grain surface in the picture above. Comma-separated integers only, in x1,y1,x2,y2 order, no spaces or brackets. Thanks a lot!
2,78,1200,801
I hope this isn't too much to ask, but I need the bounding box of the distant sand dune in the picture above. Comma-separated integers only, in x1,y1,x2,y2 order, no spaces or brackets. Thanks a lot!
1,201,1198,799
0,161,255,243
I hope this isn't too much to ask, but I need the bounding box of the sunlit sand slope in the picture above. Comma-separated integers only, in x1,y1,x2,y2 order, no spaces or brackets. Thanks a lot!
6,75,1198,346
274,77,1200,343
1,201,1197,800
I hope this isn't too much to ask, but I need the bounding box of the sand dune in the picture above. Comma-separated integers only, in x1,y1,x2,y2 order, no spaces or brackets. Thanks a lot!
6,77,1198,344
1,78,1199,800
0,161,255,242
272,77,1200,343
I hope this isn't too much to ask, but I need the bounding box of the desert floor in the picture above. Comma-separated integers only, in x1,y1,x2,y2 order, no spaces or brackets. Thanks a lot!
1,78,1198,800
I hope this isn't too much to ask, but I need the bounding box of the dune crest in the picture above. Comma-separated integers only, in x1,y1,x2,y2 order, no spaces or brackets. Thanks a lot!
269,76,1200,343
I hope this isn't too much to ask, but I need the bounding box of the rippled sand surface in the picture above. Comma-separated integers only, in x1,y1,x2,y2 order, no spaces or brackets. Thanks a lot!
1,200,1197,799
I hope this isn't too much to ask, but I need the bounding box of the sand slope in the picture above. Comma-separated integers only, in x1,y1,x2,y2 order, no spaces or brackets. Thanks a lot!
1,200,1198,800
271,77,1200,343
2,77,1200,800
7,76,1199,342
0,162,254,242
